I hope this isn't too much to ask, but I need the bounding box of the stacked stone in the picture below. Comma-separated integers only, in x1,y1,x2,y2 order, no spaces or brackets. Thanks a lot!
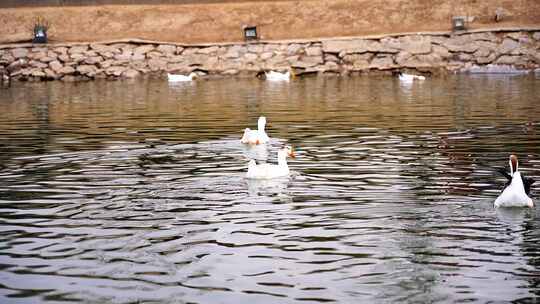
0,30,539,82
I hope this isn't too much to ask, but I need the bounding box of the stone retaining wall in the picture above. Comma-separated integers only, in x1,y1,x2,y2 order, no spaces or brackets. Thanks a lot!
1,30,539,82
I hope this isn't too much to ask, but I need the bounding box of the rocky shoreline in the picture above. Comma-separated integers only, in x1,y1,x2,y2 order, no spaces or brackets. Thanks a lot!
1,29,539,82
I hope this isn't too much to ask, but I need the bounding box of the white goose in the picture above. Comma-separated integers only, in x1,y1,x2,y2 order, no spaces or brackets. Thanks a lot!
494,154,535,208
246,146,295,179
167,72,197,82
240,116,270,145
399,72,425,82
265,69,293,81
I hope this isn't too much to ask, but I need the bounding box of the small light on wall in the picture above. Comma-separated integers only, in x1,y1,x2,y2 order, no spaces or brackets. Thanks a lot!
452,17,466,31
243,26,258,41
33,26,47,43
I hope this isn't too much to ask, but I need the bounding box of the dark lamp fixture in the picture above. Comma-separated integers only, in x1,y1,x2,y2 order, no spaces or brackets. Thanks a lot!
452,17,466,31
244,26,258,41
33,26,47,43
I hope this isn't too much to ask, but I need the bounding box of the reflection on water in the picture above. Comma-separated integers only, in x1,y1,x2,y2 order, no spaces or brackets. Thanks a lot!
0,74,539,303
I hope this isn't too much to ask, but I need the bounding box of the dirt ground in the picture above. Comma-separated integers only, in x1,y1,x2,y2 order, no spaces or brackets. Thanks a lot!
1,0,539,44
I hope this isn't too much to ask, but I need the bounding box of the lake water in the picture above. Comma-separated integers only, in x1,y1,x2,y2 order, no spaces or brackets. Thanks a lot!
0,75,539,303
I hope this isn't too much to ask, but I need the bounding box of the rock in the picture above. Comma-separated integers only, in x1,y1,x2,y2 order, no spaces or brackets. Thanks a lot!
49,60,63,72
77,65,98,77
44,68,57,79
260,52,274,60
324,54,339,62
39,56,56,63
58,66,76,75
474,46,492,58
83,50,98,57
323,39,381,54
53,47,69,55
342,53,373,66
498,38,520,55
264,44,280,52
222,69,239,75
323,61,340,71
84,56,103,65
496,55,520,65
114,51,132,61
369,56,395,70
398,53,443,68
132,53,146,61
61,75,79,82
506,32,524,41
70,53,86,63
133,45,154,55
443,36,478,53
156,44,177,54
476,53,497,64
146,51,163,58
105,66,126,76
468,32,498,41
148,58,168,71
197,46,219,55
30,60,48,69
130,60,147,70
291,56,324,68
458,53,473,61
30,52,47,61
11,48,29,59
123,69,140,78
203,57,219,69
58,54,70,62
432,45,451,58
69,45,89,54
90,44,118,54
31,69,46,78
287,44,303,55
243,53,258,62
305,46,322,57
97,60,113,69
224,45,246,58
533,33,540,41
247,44,263,54
397,35,431,54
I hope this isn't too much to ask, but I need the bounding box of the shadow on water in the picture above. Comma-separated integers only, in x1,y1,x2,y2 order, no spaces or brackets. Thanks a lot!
0,74,539,303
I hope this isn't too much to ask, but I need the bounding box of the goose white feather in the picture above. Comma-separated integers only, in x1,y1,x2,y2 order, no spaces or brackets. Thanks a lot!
399,72,425,82
246,146,295,179
167,72,197,82
240,116,270,145
494,155,534,208
265,70,291,81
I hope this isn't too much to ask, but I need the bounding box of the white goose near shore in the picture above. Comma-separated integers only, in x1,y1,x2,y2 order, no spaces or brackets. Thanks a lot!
494,154,535,208
246,146,295,179
168,72,197,82
241,116,270,145
399,72,425,82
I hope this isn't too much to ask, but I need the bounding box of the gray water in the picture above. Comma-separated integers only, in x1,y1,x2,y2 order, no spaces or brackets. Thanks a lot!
0,75,539,303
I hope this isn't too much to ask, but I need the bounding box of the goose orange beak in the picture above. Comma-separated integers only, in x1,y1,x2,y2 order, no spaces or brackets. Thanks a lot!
288,147,296,158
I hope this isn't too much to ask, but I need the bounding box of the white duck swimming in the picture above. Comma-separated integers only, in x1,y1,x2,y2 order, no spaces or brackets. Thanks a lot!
265,69,293,81
240,116,270,145
167,72,197,82
494,154,535,208
399,72,425,82
246,146,295,179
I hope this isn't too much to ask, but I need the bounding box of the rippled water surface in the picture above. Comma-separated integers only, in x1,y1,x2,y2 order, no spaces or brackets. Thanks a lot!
1,75,540,303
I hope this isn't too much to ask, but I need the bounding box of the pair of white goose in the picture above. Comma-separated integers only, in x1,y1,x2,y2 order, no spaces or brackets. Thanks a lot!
241,116,295,179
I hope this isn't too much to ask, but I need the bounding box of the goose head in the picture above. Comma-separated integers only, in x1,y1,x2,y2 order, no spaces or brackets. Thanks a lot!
509,154,519,176
278,146,296,159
